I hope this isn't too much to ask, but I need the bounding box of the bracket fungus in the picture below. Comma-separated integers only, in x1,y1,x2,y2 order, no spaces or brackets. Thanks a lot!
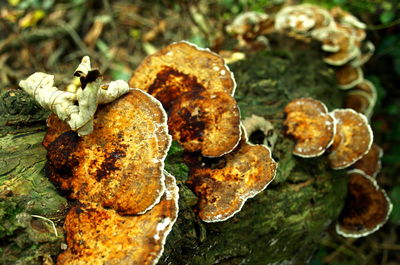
335,64,363,89
328,109,373,169
242,114,277,149
336,170,392,238
226,11,274,49
129,41,241,157
46,88,171,215
284,98,335,158
275,4,334,35
58,171,179,265
344,80,377,119
186,129,277,222
19,56,131,136
351,144,383,178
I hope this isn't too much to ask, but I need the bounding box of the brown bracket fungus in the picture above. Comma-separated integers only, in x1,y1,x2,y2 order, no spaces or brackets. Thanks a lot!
344,79,377,119
312,27,359,66
336,170,392,238
58,171,179,265
129,41,241,157
284,97,336,158
351,143,383,178
275,4,334,35
226,11,275,49
335,64,363,89
328,109,373,169
46,88,171,215
242,114,277,149
186,130,277,222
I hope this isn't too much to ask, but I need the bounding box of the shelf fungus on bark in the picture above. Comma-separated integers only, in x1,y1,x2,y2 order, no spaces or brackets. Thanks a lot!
225,11,274,49
129,41,241,157
344,80,377,119
311,27,359,66
327,109,373,169
284,98,336,158
242,114,277,149
275,4,334,35
58,171,179,265
18,56,131,136
185,130,277,222
350,144,383,178
335,64,363,89
336,170,392,238
167,90,241,156
352,41,375,67
46,88,172,215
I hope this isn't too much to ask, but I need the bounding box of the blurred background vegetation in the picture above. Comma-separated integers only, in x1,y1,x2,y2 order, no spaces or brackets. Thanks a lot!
0,0,399,264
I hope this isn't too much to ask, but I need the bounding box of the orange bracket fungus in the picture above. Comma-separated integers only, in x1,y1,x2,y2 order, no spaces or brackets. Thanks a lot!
186,129,277,222
284,97,336,158
328,109,373,169
58,171,179,265
336,170,392,238
46,88,171,215
129,41,241,157
351,143,383,178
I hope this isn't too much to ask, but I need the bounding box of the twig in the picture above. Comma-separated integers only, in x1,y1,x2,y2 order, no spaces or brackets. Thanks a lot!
31,214,58,237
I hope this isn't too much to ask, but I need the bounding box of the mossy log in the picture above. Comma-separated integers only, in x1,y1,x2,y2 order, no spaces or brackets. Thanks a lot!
0,43,349,265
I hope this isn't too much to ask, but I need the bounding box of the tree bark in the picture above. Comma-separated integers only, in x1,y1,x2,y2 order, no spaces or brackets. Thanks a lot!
0,41,348,265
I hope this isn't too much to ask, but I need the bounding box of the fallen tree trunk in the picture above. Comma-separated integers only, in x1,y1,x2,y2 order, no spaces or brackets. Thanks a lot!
0,41,348,265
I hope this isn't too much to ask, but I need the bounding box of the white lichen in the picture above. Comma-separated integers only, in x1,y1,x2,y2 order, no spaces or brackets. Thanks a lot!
19,56,131,136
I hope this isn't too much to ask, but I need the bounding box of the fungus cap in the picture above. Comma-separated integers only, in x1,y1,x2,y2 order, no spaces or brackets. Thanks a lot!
167,90,241,157
129,41,236,102
336,170,392,238
275,4,334,34
335,64,363,89
226,11,275,45
242,114,277,148
311,26,360,66
328,109,373,169
46,89,171,215
284,98,336,158
58,171,179,265
351,144,383,178
128,41,241,157
186,139,277,222
352,41,375,67
330,6,366,30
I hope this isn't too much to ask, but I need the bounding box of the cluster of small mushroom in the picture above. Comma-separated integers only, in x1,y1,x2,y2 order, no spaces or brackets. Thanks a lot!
20,58,179,265
128,41,278,222
227,4,377,119
284,97,392,238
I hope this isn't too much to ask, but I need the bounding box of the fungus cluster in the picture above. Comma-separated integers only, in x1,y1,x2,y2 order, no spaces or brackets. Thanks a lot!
20,41,279,263
20,58,178,265
227,4,378,118
129,41,278,222
283,97,392,237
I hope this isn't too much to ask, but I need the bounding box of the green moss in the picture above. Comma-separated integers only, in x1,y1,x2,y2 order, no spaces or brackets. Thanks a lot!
0,130,67,264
